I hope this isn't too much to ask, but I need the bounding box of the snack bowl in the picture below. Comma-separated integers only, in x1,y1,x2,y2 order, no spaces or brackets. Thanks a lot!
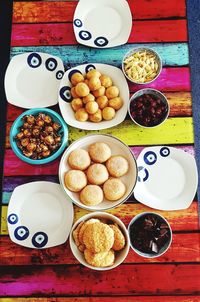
59,134,138,211
122,47,162,85
10,108,68,165
128,212,172,258
70,211,130,271
128,88,170,128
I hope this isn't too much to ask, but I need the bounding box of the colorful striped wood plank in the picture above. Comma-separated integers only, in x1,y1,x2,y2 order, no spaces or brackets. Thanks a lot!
11,20,187,47
12,0,186,23
1,264,200,296
11,43,189,67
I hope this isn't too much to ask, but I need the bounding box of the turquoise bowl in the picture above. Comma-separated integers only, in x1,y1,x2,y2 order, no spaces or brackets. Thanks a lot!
10,108,68,165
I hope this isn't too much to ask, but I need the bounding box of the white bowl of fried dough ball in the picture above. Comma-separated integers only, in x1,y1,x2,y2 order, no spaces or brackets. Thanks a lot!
70,212,130,271
59,64,129,130
59,134,138,211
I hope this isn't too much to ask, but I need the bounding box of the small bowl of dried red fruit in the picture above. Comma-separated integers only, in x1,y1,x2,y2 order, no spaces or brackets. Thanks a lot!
128,88,170,128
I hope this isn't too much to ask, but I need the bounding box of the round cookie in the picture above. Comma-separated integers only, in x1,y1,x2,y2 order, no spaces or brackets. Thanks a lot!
64,170,87,192
103,178,126,201
110,224,126,251
89,142,111,163
68,149,91,170
106,155,129,177
78,218,100,244
84,249,115,267
73,221,84,247
80,185,103,206
87,164,109,185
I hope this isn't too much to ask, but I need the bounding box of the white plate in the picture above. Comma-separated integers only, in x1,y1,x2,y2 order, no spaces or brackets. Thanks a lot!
59,63,129,130
5,52,65,108
134,146,198,211
59,134,138,211
73,0,132,48
7,182,74,249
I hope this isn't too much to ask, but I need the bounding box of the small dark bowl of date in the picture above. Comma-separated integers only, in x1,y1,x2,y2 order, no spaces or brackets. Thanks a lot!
128,212,172,258
128,88,170,128
10,108,68,165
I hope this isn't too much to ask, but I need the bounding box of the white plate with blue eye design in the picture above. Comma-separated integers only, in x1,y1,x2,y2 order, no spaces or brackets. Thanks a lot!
59,63,129,130
134,146,198,211
73,0,132,48
7,181,74,249
5,52,65,109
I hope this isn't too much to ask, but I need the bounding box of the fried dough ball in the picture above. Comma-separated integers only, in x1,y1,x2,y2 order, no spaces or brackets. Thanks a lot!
75,108,89,122
89,109,102,123
87,164,109,185
88,77,101,91
106,86,119,99
80,185,103,206
78,219,100,244
82,222,114,253
75,83,90,97
68,149,91,170
84,249,115,267
71,72,84,86
109,97,123,110
106,155,129,177
89,142,111,163
71,98,83,111
102,107,116,120
71,87,79,98
85,101,99,114
83,93,95,104
100,75,113,88
103,178,126,201
110,224,126,251
84,79,89,86
93,86,106,98
96,96,108,109
64,170,87,192
86,69,101,79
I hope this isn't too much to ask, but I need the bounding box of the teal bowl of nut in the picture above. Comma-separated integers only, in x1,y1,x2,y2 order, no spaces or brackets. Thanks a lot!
10,108,68,165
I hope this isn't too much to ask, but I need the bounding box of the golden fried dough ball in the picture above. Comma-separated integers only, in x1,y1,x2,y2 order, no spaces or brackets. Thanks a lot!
93,86,106,98
85,101,99,114
102,107,116,120
71,72,84,86
83,222,114,253
106,155,129,177
71,98,83,111
83,93,95,104
80,185,103,206
88,76,101,91
89,109,102,123
64,170,87,192
87,163,109,185
84,79,89,86
106,86,119,99
75,83,90,97
108,97,123,110
100,75,113,88
103,178,126,201
71,87,79,98
110,224,126,251
96,96,108,109
73,221,84,247
75,108,89,122
68,149,91,170
78,219,100,244
86,69,101,79
84,249,115,267
89,142,111,163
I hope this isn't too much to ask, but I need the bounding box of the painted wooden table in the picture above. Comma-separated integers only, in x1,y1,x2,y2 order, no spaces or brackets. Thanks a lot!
1,0,200,301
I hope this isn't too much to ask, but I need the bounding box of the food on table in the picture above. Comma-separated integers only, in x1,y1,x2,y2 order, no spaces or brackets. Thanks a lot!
78,218,100,246
84,249,115,267
88,76,101,91
71,72,84,86
75,108,89,122
68,149,91,170
87,163,109,185
102,107,116,120
108,97,123,110
106,155,129,177
86,69,101,79
96,96,108,109
105,86,119,99
89,142,111,163
75,82,90,97
15,113,62,160
71,98,83,111
89,109,102,123
80,185,104,206
103,178,126,201
64,170,87,192
93,86,106,98
110,224,126,251
83,93,95,104
129,93,168,127
100,75,113,88
85,101,99,114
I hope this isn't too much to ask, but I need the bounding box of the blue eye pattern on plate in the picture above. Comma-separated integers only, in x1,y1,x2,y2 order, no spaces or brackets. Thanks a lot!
56,70,64,80
85,64,96,73
14,226,29,241
143,151,157,165
79,30,92,41
59,86,72,103
94,37,108,47
7,213,18,225
68,69,82,82
137,166,149,182
45,58,58,71
32,232,48,248
160,147,170,157
74,19,83,28
27,53,42,68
